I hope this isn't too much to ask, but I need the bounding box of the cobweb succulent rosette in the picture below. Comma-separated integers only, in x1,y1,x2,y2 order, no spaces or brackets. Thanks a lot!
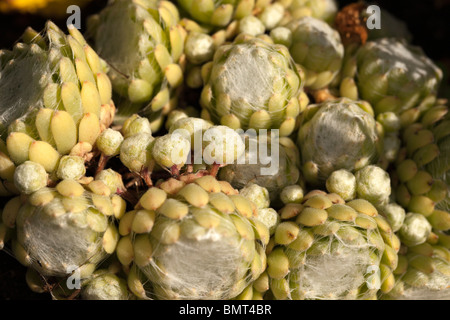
89,0,186,131
115,175,269,300
383,237,450,300
200,35,304,137
269,190,400,300
0,22,115,193
348,38,442,120
81,270,130,300
326,165,392,208
297,98,383,186
285,16,344,90
8,179,121,279
393,103,449,223
219,132,301,204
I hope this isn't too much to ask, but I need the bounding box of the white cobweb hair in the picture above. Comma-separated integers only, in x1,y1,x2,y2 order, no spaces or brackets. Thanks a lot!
209,38,300,128
0,43,52,136
285,222,383,300
18,195,107,277
138,215,257,300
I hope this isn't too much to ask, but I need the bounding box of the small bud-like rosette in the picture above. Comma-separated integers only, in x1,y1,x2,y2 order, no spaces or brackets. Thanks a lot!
326,165,391,207
81,270,130,300
285,16,344,90
269,190,400,299
297,98,383,185
115,176,269,300
8,179,122,279
0,21,116,194
89,0,186,131
200,36,305,137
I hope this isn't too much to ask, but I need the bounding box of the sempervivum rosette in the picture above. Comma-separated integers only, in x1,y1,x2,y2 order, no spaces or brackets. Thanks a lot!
392,103,449,227
218,132,302,204
89,0,186,132
341,38,442,123
383,239,450,300
81,270,131,300
175,0,275,28
280,0,337,24
285,16,344,90
200,34,305,137
297,98,383,186
8,179,122,279
116,175,270,300
0,21,115,195
268,190,400,299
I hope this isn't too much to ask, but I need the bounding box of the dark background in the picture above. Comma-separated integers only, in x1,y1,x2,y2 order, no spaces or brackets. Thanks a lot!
0,0,449,300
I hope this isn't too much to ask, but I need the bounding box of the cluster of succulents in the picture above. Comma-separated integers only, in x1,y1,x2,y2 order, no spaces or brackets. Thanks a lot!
0,0,448,300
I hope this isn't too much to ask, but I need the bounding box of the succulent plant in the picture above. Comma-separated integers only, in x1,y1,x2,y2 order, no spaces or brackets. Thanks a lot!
269,190,400,299
120,130,155,175
175,0,275,28
377,203,406,234
14,161,48,195
219,132,301,203
200,35,305,137
383,239,450,300
116,175,269,300
89,0,186,132
1,0,449,302
240,183,271,210
393,103,449,223
325,166,408,238
0,21,115,195
297,98,383,186
285,16,344,90
341,38,442,121
8,179,121,278
280,0,338,24
424,110,450,213
81,270,130,300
